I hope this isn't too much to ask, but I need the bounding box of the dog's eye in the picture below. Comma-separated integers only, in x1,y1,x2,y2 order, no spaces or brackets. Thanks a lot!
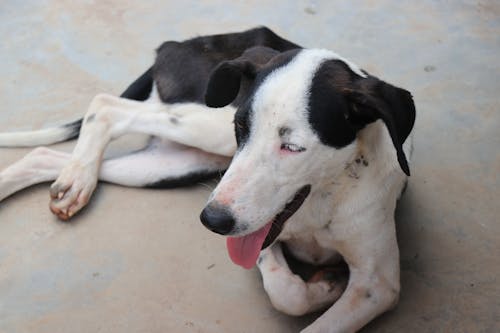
280,143,306,153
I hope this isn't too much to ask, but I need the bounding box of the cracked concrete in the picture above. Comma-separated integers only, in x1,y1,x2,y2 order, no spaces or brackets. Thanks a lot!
1,1,499,332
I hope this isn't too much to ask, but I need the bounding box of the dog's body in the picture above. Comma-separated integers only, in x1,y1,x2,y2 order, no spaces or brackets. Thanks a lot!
0,27,415,333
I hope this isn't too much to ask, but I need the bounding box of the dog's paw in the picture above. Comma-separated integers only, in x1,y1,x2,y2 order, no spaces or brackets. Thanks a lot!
308,266,348,283
307,266,349,294
49,160,98,220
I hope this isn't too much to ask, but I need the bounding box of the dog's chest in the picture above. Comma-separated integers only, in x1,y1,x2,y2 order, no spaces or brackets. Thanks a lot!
277,173,364,265
279,193,343,265
282,234,342,265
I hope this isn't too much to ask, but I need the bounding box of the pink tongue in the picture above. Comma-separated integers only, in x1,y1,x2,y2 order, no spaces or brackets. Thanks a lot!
226,222,273,269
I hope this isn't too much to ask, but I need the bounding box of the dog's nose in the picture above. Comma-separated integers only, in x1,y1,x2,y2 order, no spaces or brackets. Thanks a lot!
200,204,235,235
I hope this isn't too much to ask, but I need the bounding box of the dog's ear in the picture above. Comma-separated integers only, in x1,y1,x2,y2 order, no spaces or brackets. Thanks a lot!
344,80,416,176
205,46,282,107
205,59,258,108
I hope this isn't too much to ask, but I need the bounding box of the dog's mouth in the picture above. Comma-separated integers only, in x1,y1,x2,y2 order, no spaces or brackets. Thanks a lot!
226,185,311,269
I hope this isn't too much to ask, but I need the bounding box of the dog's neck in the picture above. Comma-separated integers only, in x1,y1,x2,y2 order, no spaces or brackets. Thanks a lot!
353,120,399,176
311,120,399,206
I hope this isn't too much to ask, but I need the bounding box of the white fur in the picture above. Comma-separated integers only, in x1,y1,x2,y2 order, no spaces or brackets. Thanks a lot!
209,50,362,235
207,49,411,333
0,142,230,203
0,122,79,147
0,48,411,333
46,93,236,219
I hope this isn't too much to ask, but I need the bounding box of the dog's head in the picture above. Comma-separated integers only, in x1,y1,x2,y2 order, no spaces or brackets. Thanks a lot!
200,48,415,269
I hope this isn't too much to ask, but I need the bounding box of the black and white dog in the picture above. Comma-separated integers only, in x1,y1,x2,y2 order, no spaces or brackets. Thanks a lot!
0,27,415,333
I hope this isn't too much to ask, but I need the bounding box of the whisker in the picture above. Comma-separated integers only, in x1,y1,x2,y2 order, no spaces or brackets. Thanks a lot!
197,182,215,191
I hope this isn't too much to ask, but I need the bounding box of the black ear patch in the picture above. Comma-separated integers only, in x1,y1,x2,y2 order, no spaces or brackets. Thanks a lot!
205,60,257,108
308,80,358,148
344,81,416,176
308,60,361,148
205,46,283,108
308,60,415,176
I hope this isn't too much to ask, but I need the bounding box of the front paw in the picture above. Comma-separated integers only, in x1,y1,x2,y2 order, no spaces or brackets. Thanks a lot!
49,160,98,220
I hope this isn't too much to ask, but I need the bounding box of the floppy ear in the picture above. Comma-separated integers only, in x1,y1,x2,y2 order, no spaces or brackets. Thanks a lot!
205,46,282,108
205,59,258,108
344,80,416,176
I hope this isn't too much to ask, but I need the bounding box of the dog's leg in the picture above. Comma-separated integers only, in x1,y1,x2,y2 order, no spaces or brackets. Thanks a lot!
257,243,347,316
49,94,236,220
0,147,69,202
0,141,230,206
97,139,231,188
300,228,400,333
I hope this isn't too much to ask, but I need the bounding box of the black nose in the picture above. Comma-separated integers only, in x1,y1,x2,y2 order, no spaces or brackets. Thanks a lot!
200,204,235,235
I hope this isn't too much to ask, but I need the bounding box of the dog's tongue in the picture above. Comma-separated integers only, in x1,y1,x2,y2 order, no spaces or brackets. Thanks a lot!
226,222,272,269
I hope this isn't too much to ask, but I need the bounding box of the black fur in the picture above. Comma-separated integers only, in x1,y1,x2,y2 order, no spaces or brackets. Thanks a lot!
308,60,415,175
146,170,222,189
370,81,415,175
206,48,301,147
127,27,300,188
343,78,415,175
308,60,363,148
120,67,154,101
153,27,300,105
205,58,258,108
101,26,414,190
62,119,84,141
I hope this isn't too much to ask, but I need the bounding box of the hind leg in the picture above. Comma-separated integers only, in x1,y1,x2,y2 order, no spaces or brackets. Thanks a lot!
98,139,230,188
0,141,231,218
51,139,230,219
0,147,69,202
49,94,236,220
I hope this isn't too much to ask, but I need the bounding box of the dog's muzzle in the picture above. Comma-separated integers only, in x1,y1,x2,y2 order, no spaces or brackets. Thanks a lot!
200,185,311,269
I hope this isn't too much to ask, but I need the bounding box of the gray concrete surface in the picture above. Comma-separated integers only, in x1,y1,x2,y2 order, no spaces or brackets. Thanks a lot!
1,1,499,332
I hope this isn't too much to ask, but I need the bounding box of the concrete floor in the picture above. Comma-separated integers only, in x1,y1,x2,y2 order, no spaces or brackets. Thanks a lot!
0,1,499,332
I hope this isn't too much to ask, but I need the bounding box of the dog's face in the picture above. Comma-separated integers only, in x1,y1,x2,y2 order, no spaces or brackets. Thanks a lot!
201,48,415,268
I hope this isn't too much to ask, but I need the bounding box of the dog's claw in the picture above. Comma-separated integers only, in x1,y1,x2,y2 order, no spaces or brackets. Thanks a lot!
49,204,69,221
49,182,70,200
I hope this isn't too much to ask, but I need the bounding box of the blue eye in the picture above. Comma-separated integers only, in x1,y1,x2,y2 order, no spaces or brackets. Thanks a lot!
280,143,306,153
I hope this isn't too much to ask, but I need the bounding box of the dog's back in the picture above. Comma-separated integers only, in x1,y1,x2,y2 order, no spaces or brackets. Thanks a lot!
151,27,300,104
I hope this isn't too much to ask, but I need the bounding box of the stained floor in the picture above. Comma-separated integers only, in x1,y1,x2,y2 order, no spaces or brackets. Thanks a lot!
0,1,499,332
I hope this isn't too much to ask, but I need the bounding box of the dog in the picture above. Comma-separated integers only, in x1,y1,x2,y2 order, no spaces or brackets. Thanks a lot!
0,27,415,332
